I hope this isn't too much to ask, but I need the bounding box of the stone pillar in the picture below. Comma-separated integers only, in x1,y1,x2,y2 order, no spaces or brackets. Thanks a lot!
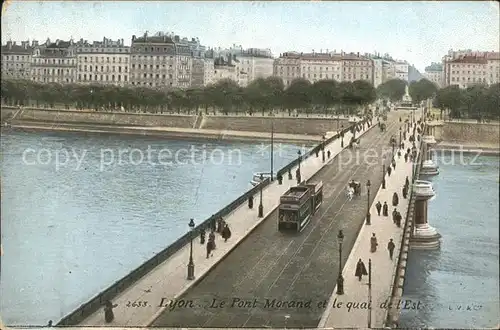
421,134,439,176
411,180,441,249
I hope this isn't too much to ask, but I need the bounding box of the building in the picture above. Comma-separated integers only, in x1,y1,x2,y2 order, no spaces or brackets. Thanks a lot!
424,62,443,88
129,32,192,88
273,52,302,86
1,40,33,80
394,61,409,82
191,58,205,88
300,52,342,83
31,38,77,84
442,51,499,88
75,37,130,86
340,52,373,83
213,55,237,83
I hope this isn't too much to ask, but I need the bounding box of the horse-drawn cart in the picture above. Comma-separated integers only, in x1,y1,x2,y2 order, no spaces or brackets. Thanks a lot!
349,180,362,196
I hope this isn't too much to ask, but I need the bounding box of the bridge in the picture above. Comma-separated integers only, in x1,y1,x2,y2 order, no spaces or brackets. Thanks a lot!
57,107,441,328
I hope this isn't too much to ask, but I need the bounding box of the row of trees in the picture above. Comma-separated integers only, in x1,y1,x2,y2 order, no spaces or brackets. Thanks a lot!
0,77,377,116
434,84,499,120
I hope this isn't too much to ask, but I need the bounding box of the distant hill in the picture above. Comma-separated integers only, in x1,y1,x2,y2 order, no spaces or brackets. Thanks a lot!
408,65,425,82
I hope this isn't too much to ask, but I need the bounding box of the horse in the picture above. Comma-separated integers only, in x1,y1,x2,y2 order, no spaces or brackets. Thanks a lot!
346,186,354,201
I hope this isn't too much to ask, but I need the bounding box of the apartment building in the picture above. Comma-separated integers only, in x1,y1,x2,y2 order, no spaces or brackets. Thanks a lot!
213,55,238,84
424,62,443,87
129,32,192,88
393,62,409,81
75,37,130,86
443,51,499,88
340,52,373,83
31,38,77,84
300,52,342,83
273,52,301,86
1,40,33,80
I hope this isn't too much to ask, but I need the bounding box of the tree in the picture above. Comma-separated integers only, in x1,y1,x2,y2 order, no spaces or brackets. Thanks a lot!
376,79,406,102
409,78,438,105
284,78,312,115
434,85,462,119
311,79,338,116
352,80,376,109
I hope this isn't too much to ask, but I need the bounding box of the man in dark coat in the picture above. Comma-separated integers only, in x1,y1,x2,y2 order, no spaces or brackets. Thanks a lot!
387,239,396,259
392,208,398,224
404,153,408,163
402,185,408,199
210,215,217,232
383,201,389,216
392,159,396,170
392,192,399,206
200,227,206,244
221,224,232,242
355,259,368,281
375,201,382,216
370,233,378,252
395,212,402,227
387,166,392,177
216,217,224,233
248,195,254,209
405,176,410,188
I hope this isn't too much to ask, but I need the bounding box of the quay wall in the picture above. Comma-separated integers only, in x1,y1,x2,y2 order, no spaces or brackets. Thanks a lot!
56,118,370,326
201,115,348,135
430,121,500,148
3,107,350,137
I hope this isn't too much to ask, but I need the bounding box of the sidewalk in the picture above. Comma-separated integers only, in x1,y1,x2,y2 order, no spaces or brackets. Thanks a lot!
319,125,421,328
76,122,376,326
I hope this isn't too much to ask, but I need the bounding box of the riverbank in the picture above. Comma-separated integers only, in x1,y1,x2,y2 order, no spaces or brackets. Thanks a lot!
5,121,323,144
434,142,500,155
2,107,354,143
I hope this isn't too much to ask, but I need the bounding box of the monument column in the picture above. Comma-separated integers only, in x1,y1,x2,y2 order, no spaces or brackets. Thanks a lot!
411,180,441,249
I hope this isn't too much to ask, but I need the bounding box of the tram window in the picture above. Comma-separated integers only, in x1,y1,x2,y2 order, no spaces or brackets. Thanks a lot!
280,210,296,222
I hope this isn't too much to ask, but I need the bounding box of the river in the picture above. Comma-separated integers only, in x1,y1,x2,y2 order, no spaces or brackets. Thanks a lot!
0,131,305,325
399,152,500,329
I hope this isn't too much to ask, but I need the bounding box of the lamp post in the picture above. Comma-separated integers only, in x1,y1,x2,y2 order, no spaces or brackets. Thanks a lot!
322,135,326,163
336,230,345,295
366,180,371,225
341,124,344,148
187,218,195,280
258,173,264,218
382,155,386,189
367,258,372,328
297,150,302,184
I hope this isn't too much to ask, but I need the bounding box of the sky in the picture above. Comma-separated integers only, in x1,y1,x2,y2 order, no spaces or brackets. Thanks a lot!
1,1,499,72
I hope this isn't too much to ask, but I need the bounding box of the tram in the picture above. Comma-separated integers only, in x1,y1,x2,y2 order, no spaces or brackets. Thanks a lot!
278,181,323,232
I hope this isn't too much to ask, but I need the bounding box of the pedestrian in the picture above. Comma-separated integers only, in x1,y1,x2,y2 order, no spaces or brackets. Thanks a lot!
392,192,399,207
375,201,382,216
370,233,378,252
327,150,331,158
397,150,401,159
407,147,411,156
388,239,396,260
277,172,283,185
355,259,368,281
248,195,254,209
402,185,408,199
200,227,206,244
210,215,217,232
209,230,216,250
405,176,410,188
383,201,389,216
296,168,301,183
221,224,232,242
387,166,392,177
217,217,224,233
392,208,398,224
404,153,408,163
104,300,117,323
288,168,293,180
395,211,402,227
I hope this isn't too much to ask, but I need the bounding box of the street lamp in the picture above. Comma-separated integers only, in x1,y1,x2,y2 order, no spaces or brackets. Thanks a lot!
297,150,302,184
365,180,371,225
382,155,386,189
367,258,372,328
336,230,345,295
341,124,344,148
322,135,326,163
187,218,195,280
258,173,264,218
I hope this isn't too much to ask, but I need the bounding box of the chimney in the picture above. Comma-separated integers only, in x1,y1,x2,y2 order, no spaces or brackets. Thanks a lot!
357,52,360,57
175,35,180,42
132,35,136,42
7,41,12,49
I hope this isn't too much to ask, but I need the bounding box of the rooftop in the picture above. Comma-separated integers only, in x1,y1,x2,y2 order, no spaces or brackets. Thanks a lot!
448,56,488,64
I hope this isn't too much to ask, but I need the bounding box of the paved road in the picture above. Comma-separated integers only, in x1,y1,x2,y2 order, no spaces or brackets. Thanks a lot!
152,113,405,328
